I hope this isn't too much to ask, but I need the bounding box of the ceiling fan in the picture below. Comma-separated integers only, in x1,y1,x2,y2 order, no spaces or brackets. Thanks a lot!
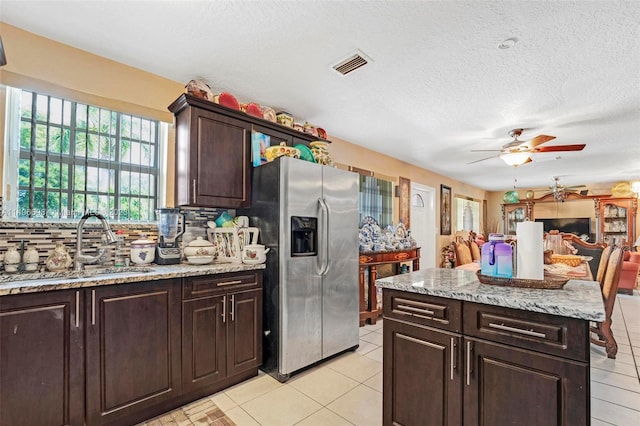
539,176,586,202
468,128,586,166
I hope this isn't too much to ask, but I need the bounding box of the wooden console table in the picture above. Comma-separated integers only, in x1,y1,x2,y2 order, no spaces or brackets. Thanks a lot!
359,247,420,326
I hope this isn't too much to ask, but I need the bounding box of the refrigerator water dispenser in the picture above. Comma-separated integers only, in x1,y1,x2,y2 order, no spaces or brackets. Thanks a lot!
291,216,317,256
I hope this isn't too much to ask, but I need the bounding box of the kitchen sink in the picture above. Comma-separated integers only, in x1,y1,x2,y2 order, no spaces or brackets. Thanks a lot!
0,266,153,284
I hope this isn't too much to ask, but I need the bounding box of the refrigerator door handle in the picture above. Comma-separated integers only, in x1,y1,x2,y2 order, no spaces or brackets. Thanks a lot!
318,198,330,276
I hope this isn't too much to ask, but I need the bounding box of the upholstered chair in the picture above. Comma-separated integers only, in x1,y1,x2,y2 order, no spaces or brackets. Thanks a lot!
618,251,640,294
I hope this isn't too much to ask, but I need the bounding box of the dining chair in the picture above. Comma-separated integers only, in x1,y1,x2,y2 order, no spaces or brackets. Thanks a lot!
590,246,625,359
469,240,481,261
454,241,474,266
595,245,613,288
561,233,607,280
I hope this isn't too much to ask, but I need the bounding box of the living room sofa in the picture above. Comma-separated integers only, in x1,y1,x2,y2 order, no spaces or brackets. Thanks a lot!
618,251,640,295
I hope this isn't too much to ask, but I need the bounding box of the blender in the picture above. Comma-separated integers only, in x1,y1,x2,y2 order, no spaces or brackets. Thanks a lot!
155,208,185,264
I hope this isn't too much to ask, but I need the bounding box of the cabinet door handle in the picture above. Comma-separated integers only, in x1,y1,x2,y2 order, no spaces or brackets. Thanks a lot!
466,341,473,386
91,290,96,325
192,179,197,204
450,337,456,381
75,291,80,328
222,295,227,323
488,322,546,338
397,304,435,316
218,280,242,287
230,294,235,321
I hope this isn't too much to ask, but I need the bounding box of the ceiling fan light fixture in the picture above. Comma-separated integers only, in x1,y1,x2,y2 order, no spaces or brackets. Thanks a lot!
500,151,531,166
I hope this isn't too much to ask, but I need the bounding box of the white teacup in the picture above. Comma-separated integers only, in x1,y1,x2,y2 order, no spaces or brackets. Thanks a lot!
242,244,270,264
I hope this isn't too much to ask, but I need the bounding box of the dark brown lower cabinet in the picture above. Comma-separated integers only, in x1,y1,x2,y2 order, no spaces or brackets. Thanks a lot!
0,289,84,426
85,279,182,426
0,271,263,426
182,272,262,396
382,289,590,426
383,318,461,426
464,338,588,425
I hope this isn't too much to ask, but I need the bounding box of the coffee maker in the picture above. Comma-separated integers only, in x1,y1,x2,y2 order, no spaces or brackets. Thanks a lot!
155,208,185,264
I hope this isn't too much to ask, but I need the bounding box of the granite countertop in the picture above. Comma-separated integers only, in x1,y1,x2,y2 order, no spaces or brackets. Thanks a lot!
0,262,266,296
375,268,605,322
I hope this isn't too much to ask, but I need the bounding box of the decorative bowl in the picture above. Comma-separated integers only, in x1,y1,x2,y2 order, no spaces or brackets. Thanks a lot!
183,237,216,257
550,254,583,267
187,255,214,265
276,111,294,127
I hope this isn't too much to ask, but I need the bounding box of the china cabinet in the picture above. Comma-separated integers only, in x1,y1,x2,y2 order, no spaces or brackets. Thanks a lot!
501,202,533,235
595,197,637,245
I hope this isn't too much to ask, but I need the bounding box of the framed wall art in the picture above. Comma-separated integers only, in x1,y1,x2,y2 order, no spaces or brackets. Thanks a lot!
440,184,452,235
398,176,411,228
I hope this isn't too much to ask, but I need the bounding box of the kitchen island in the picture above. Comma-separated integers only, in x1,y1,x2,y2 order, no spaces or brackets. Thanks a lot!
376,268,605,426
0,262,264,426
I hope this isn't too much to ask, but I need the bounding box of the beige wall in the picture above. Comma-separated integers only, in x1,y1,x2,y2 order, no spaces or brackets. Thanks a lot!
329,135,491,259
6,22,635,267
0,23,182,202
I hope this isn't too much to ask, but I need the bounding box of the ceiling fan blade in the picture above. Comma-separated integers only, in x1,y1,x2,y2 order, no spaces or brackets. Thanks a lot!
535,144,586,153
522,134,556,149
467,154,498,164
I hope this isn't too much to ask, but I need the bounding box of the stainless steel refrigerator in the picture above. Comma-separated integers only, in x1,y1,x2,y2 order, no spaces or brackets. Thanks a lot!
242,156,359,382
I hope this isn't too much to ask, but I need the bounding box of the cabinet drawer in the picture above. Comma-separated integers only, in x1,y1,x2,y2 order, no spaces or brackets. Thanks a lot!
183,272,261,299
463,302,588,362
383,289,461,332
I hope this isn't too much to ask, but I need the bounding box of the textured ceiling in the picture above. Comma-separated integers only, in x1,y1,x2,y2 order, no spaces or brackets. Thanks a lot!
2,1,639,191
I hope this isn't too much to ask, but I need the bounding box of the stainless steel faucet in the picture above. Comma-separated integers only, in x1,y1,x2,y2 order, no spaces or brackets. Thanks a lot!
74,212,119,271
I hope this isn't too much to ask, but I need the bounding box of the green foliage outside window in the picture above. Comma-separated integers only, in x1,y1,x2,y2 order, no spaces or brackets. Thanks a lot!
16,90,158,220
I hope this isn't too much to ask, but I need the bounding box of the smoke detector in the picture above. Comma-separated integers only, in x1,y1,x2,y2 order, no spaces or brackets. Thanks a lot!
331,50,372,76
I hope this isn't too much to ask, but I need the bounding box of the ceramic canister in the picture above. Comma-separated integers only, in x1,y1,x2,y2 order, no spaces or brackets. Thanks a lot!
241,244,270,264
130,235,155,265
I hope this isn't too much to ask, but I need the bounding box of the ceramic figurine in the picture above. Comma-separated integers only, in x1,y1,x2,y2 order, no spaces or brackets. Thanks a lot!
4,245,20,265
23,246,39,264
46,242,72,272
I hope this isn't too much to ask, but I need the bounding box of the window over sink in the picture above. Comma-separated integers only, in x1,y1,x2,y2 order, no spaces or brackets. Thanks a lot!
2,87,167,221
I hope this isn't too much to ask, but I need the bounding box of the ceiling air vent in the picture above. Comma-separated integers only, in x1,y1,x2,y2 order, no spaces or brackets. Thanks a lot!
332,50,371,76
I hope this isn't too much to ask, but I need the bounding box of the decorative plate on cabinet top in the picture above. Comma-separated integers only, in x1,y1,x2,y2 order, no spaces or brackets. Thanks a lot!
294,144,316,163
215,92,240,110
243,102,263,118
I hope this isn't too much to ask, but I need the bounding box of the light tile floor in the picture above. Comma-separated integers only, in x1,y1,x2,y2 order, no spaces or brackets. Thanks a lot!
143,291,640,426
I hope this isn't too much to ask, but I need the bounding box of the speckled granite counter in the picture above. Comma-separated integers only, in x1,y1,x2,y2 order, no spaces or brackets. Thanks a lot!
0,262,266,296
375,268,605,322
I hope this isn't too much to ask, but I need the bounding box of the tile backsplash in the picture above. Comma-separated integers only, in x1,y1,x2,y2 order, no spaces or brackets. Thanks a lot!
0,197,226,271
